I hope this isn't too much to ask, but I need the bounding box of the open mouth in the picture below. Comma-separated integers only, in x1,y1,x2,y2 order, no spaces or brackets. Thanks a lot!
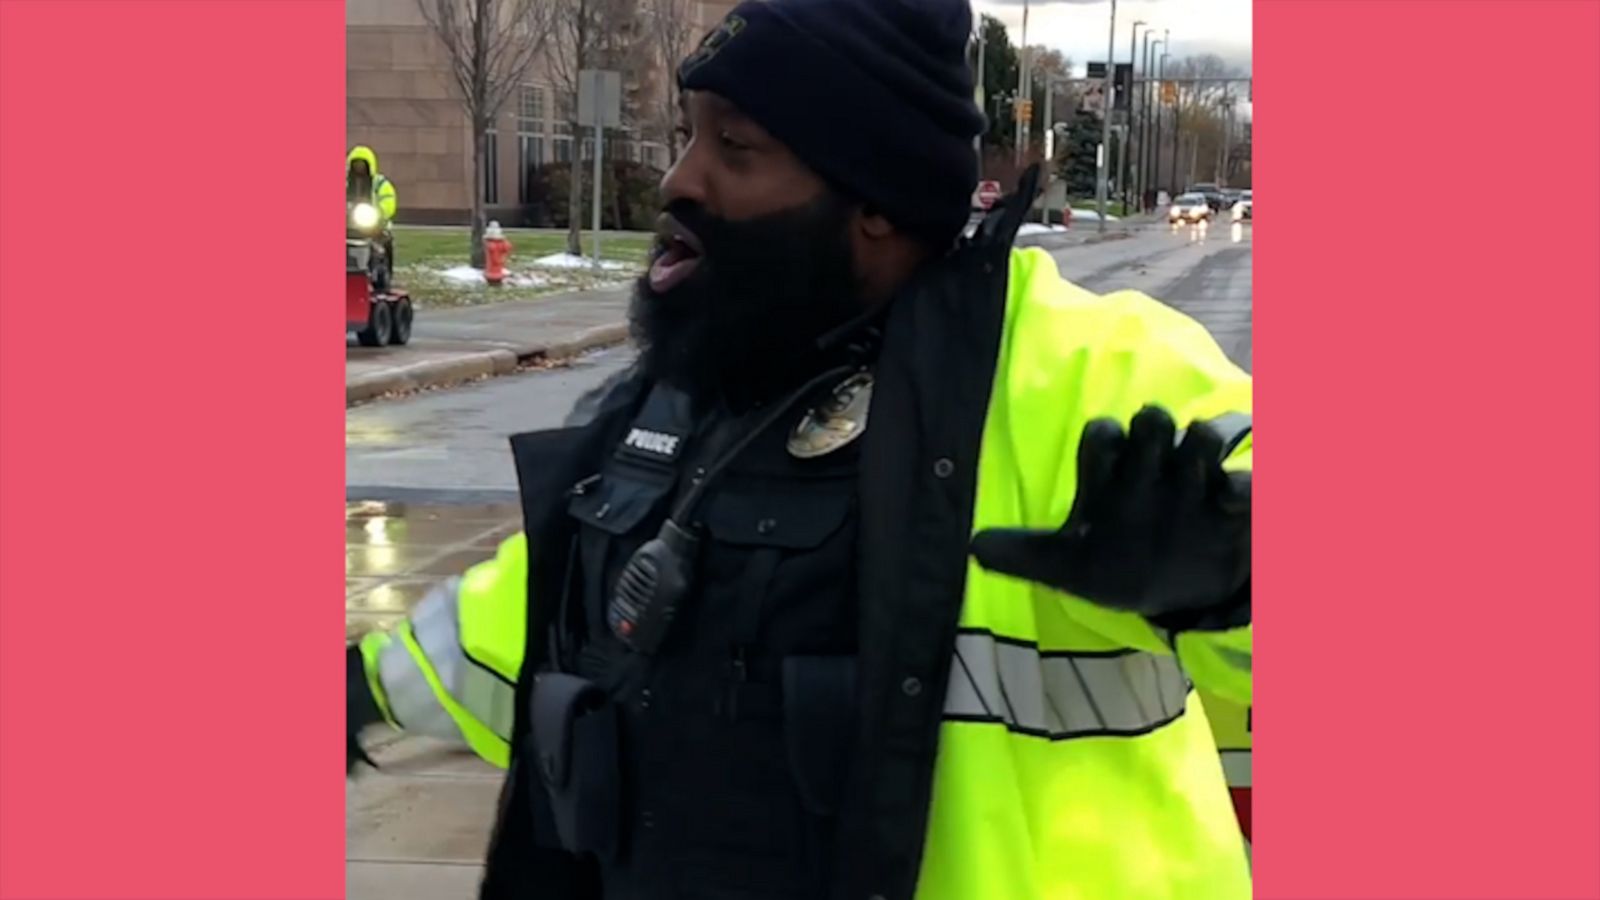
648,212,705,293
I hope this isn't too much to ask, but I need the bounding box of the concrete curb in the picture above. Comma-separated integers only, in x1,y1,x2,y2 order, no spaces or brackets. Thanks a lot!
345,322,631,406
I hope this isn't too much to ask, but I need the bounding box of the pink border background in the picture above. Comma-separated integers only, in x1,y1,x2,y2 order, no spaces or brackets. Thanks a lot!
1254,2,1600,898
1,1,1596,898
1,1,346,897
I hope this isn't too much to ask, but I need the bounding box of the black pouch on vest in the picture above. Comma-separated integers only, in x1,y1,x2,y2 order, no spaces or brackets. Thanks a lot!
530,672,622,862
781,655,858,817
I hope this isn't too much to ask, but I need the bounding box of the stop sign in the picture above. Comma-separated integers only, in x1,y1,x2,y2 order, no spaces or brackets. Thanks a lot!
975,180,1003,210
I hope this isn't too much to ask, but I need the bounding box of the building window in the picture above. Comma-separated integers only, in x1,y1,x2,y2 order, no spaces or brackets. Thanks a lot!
482,129,500,205
554,137,572,163
518,85,545,124
518,85,547,203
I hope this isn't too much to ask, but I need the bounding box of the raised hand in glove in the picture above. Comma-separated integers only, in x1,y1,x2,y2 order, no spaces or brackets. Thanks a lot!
969,406,1250,624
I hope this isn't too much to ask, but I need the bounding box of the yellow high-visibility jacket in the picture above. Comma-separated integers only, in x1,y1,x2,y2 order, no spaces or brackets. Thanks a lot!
346,145,397,221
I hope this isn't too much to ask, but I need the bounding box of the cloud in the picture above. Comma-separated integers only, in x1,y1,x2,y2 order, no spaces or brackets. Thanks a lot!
1166,38,1252,74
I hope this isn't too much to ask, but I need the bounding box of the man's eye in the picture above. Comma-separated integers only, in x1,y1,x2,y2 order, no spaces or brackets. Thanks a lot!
718,130,750,151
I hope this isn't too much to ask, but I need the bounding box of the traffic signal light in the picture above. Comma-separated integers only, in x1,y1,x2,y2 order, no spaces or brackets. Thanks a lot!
1162,82,1178,105
1014,99,1034,122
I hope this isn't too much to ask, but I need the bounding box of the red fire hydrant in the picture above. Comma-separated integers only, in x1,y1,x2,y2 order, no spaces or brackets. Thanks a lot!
484,221,513,287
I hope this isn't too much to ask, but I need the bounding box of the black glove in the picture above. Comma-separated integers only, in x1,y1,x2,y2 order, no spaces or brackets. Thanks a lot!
347,643,384,775
970,406,1250,624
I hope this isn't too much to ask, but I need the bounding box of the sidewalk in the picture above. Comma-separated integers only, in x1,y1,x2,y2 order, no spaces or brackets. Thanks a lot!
346,224,1143,405
346,286,631,405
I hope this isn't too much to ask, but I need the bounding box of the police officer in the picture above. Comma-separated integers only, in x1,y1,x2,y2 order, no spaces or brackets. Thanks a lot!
348,2,1254,898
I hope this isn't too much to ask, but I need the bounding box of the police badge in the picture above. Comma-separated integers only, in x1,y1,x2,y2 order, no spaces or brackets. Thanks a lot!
788,371,874,459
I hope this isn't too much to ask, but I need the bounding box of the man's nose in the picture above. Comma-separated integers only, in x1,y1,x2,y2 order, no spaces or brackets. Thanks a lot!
659,149,708,210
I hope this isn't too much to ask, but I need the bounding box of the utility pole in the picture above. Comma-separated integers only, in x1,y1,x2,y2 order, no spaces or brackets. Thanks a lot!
1123,20,1144,217
1095,0,1116,232
1014,0,1029,164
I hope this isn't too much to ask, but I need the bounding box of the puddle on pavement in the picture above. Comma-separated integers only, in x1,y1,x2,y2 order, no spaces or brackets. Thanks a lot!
345,500,522,639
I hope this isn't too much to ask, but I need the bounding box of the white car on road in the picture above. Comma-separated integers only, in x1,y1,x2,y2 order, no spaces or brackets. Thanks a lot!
1231,190,1253,222
1169,193,1213,224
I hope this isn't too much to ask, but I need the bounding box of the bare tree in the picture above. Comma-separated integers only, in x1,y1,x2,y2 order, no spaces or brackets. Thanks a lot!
1164,54,1245,186
549,0,653,254
418,0,552,266
646,0,701,164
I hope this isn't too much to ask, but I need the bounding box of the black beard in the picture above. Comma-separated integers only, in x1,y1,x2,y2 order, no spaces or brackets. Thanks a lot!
629,193,864,409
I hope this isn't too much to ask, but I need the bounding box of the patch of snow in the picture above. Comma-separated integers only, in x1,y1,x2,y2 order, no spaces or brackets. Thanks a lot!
534,253,631,271
442,265,486,284
1068,210,1121,222
1016,223,1071,236
437,266,555,289
505,271,553,288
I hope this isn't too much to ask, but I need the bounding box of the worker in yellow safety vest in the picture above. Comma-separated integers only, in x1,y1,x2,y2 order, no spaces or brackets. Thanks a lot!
346,145,398,288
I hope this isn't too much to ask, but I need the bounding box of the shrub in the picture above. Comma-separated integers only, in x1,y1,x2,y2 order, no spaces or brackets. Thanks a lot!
523,159,664,231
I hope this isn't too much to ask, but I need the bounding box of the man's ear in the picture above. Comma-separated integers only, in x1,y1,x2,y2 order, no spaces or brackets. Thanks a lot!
857,206,896,240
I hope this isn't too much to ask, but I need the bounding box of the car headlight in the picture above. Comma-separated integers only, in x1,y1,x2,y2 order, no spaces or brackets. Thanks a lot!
350,202,380,231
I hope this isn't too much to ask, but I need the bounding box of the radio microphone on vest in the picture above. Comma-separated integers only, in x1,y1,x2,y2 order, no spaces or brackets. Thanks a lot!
605,363,857,655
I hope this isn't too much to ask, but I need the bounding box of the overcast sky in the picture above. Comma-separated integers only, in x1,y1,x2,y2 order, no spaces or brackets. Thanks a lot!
975,0,1252,77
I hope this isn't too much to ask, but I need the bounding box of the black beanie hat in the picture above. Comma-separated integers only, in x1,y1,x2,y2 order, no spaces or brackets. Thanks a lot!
679,0,987,249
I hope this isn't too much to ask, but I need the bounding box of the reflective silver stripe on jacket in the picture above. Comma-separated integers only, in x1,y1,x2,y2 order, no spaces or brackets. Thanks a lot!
375,577,517,743
944,630,1192,738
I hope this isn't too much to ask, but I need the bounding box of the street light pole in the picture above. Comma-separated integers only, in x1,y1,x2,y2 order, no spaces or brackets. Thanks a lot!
1014,0,1029,164
1137,29,1154,211
1095,0,1116,232
973,21,986,158
1170,54,1183,195
1124,20,1144,217
1154,37,1168,200
1041,75,1054,224
1219,85,1231,184
1152,36,1164,209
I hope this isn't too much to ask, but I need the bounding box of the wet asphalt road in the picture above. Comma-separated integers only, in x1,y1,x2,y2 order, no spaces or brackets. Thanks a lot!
346,221,1252,498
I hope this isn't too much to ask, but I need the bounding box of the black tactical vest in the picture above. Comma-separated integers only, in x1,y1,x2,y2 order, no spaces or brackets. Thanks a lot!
553,380,864,900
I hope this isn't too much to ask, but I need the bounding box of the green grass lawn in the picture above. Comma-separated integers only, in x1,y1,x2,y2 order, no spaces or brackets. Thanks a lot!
390,226,655,308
